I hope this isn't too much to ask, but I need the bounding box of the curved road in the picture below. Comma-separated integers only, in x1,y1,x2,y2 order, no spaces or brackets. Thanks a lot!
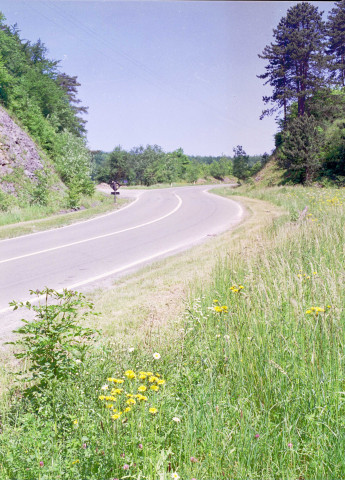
0,185,243,317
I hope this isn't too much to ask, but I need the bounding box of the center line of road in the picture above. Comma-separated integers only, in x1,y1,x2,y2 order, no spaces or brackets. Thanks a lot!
0,194,182,265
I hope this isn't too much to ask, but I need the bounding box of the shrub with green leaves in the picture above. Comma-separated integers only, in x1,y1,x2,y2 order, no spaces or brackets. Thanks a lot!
8,288,99,387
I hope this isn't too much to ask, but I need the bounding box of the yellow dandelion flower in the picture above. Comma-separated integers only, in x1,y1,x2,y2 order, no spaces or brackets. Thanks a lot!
124,370,136,379
149,407,158,414
111,414,121,420
113,379,124,384
111,388,123,395
138,385,147,392
157,379,166,385
149,376,157,383
137,394,148,401
124,407,131,413
150,385,159,391
126,398,136,405
98,395,105,401
139,374,147,380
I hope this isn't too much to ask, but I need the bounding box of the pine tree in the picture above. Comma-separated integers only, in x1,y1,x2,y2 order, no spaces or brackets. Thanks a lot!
280,114,324,184
259,2,327,119
232,146,250,183
56,73,88,135
327,0,345,87
258,17,291,123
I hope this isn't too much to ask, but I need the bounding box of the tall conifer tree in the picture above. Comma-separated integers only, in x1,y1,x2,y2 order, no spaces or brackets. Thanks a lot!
327,0,345,87
259,2,327,119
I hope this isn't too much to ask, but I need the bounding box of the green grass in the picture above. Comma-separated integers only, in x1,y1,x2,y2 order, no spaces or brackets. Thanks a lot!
0,192,130,239
0,185,344,479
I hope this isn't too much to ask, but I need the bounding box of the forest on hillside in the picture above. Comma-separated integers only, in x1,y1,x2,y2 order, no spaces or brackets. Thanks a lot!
91,147,267,186
0,12,94,209
259,0,345,185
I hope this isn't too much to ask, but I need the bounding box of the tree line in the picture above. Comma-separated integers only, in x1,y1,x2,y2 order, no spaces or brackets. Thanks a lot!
0,13,94,207
259,1,345,184
91,146,267,186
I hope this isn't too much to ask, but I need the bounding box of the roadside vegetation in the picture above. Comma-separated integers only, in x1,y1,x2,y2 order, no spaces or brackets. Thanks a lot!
0,191,130,240
0,12,94,216
1,1,345,478
91,145,266,187
0,183,344,479
258,1,345,186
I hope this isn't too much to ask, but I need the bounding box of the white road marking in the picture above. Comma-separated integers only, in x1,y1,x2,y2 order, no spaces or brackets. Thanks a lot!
0,238,192,315
0,194,182,265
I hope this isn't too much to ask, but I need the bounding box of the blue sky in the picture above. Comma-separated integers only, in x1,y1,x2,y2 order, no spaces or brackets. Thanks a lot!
0,1,335,156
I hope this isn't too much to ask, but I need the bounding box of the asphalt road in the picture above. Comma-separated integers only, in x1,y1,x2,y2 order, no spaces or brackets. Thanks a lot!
0,185,243,320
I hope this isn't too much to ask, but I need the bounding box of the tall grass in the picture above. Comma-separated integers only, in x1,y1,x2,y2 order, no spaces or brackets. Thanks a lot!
0,186,344,479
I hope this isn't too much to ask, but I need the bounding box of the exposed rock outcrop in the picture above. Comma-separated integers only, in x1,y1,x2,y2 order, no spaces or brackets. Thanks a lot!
0,106,44,194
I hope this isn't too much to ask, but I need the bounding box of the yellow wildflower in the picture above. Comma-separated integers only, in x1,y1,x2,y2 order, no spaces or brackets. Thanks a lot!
150,385,159,391
149,407,158,414
111,388,123,395
124,370,136,379
138,385,147,392
126,398,136,405
137,394,148,401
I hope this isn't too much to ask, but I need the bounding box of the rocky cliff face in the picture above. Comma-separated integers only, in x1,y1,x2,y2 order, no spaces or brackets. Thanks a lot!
0,106,45,195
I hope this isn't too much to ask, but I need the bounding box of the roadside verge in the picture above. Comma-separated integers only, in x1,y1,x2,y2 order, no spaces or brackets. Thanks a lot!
88,194,285,346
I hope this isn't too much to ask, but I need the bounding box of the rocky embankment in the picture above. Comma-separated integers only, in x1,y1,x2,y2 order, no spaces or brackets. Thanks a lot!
0,106,45,195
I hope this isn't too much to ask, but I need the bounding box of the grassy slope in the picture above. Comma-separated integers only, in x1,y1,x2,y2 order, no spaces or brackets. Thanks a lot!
0,184,344,479
0,192,131,239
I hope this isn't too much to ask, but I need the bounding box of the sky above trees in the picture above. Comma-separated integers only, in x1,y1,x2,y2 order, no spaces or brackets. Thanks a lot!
0,1,335,156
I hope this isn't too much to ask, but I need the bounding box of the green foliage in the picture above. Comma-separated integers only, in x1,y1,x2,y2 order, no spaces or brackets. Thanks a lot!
8,288,99,387
209,156,232,180
279,115,324,184
93,146,237,186
51,130,94,206
327,0,345,87
0,12,93,203
30,169,50,206
260,2,345,184
1,187,345,479
0,188,12,211
232,145,250,182
259,2,327,120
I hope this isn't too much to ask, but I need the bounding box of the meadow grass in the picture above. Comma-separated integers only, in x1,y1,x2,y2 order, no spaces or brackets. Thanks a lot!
0,185,344,479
